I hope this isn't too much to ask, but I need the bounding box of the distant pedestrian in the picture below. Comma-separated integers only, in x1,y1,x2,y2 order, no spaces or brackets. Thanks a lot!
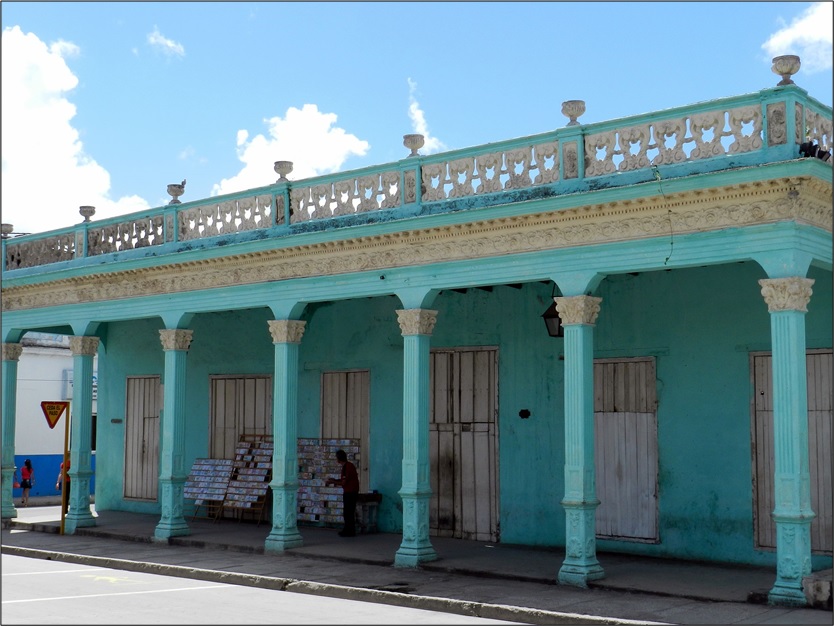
56,459,71,510
326,449,359,537
20,459,34,506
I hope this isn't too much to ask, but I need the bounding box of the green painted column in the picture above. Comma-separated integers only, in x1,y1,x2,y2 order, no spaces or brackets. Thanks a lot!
759,277,815,607
265,319,305,552
394,308,438,567
1,343,22,520
64,336,98,532
556,295,605,587
154,329,193,540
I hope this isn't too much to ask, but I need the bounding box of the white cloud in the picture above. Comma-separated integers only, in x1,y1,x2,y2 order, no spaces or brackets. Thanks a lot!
407,78,445,154
762,2,833,73
147,26,185,57
1,26,150,234
211,104,370,196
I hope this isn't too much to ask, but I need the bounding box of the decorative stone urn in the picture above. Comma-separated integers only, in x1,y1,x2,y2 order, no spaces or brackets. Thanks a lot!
1,223,13,239
403,133,425,157
562,100,586,126
167,179,186,205
772,55,801,86
274,160,293,182
79,205,96,222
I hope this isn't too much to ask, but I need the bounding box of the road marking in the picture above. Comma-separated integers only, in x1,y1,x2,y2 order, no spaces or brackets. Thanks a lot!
2,584,234,604
3,568,109,576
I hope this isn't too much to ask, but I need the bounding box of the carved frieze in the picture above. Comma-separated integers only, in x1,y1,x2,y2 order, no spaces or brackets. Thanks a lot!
2,178,831,312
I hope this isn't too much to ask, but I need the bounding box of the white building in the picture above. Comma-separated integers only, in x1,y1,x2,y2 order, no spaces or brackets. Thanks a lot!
13,332,96,499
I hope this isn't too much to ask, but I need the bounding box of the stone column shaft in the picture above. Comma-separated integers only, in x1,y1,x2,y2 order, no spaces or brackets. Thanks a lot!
760,277,815,607
154,329,193,540
394,309,438,567
556,296,605,586
265,320,305,552
1,343,23,519
64,336,99,532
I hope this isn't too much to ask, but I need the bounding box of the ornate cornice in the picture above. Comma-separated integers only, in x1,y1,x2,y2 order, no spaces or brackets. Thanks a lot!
759,277,815,312
69,336,100,356
2,177,830,312
159,329,194,351
396,309,438,336
267,320,306,344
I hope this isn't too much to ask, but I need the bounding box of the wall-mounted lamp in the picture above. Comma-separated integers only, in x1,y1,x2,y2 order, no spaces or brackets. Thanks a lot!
541,284,564,338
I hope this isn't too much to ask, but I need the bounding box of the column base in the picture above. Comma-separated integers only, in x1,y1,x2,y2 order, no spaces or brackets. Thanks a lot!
558,562,606,587
1,504,18,520
769,583,809,607
264,530,304,552
394,543,438,567
153,519,190,540
64,511,96,534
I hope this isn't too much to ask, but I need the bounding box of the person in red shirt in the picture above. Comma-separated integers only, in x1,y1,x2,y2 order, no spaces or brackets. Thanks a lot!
20,459,35,507
326,449,359,537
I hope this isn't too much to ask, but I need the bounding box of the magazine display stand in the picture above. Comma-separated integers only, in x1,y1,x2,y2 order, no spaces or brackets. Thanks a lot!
184,458,234,521
222,435,273,525
297,438,362,527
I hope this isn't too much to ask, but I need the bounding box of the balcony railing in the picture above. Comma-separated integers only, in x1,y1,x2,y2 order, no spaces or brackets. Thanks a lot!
3,85,831,274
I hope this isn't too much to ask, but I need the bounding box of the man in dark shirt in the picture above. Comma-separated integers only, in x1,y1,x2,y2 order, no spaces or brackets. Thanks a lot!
327,449,359,537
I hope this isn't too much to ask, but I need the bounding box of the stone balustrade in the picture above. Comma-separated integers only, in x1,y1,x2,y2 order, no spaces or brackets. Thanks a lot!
2,86,831,273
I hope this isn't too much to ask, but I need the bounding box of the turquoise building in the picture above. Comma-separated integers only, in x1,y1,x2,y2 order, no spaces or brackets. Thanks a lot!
2,59,831,606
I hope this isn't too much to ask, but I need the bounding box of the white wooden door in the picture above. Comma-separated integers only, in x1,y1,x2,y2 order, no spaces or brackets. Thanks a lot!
321,370,371,490
209,376,272,459
124,376,161,501
429,348,499,541
752,350,832,554
593,357,658,542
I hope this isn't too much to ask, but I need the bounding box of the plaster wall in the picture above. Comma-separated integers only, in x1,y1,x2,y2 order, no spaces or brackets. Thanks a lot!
93,262,832,568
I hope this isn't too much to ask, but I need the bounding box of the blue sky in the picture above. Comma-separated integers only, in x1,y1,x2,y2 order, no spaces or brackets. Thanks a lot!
2,2,832,235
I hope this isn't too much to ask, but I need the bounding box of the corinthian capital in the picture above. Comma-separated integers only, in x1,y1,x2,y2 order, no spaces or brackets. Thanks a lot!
69,336,100,356
159,329,194,351
759,277,814,312
268,320,306,344
554,296,602,325
396,309,438,336
2,343,23,361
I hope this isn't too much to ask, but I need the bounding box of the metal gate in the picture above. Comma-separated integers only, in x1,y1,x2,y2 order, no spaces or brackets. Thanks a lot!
593,357,659,542
752,349,832,553
429,348,499,541
321,370,371,490
124,376,161,501
209,375,272,459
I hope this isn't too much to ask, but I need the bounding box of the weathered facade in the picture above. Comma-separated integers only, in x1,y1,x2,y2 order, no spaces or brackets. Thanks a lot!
2,66,832,606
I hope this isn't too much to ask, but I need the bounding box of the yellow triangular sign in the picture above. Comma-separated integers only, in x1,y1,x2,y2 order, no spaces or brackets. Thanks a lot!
41,401,69,429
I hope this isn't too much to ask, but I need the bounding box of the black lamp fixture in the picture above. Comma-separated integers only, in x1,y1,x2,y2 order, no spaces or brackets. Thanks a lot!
541,284,564,338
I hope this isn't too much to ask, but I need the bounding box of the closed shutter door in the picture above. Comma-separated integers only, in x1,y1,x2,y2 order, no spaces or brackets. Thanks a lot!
753,350,832,553
321,370,371,490
209,376,272,459
430,348,499,541
124,376,161,500
594,357,658,542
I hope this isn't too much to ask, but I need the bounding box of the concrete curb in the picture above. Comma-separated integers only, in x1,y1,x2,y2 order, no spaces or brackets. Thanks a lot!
1,545,669,625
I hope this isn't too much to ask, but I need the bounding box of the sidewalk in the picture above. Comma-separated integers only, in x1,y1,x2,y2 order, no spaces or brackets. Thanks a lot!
2,503,831,625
